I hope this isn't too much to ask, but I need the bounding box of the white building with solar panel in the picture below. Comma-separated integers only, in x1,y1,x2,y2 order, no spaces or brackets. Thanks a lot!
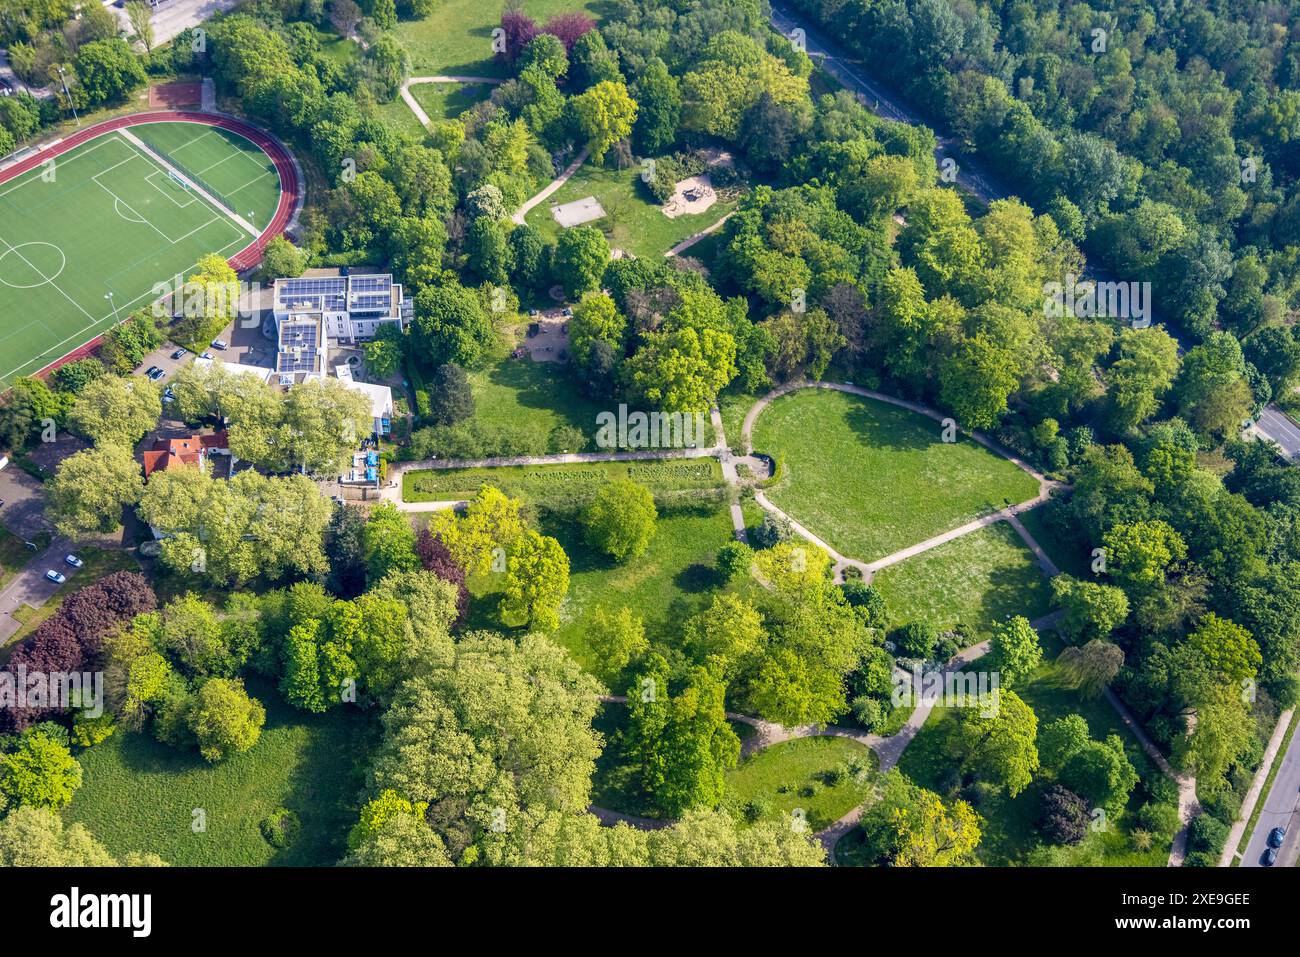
272,272,412,345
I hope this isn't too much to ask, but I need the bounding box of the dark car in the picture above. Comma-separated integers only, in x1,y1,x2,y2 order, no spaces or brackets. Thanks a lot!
1263,846,1278,866
143,365,160,377
171,348,187,360
1268,826,1286,848
148,367,165,381
0,76,13,96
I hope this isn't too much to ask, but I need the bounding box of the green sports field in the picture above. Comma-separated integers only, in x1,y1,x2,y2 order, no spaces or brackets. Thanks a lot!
0,121,282,386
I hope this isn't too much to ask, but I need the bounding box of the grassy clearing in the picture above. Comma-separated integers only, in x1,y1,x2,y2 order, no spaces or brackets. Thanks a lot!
753,389,1040,562
524,160,740,259
412,81,494,121
466,347,609,446
872,523,1053,636
64,679,375,866
895,631,1168,866
554,500,734,668
718,386,762,452
404,458,722,503
721,737,876,832
393,0,608,77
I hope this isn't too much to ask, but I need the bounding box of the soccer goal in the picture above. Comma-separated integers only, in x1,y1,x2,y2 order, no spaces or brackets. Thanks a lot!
168,170,190,191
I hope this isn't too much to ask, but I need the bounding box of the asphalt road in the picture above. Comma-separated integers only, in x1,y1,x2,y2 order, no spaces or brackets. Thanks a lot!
1240,723,1300,867
0,535,75,645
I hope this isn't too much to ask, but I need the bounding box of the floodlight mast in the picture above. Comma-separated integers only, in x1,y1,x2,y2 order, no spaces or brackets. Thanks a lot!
57,67,79,127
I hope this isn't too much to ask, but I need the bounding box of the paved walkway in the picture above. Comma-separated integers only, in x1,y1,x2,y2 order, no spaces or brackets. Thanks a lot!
398,75,503,129
664,212,735,257
512,147,591,225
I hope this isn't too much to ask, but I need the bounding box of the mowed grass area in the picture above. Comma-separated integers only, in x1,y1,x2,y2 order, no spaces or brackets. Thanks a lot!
467,349,608,449
0,124,281,385
394,0,609,76
721,737,877,832
894,631,1168,866
404,458,722,503
872,523,1052,635
524,161,740,259
412,81,495,122
129,122,281,224
752,389,1040,562
550,499,734,669
65,680,375,866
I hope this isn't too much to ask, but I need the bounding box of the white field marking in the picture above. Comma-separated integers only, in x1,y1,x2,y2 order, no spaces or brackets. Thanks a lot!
144,169,200,208
0,228,94,323
225,169,277,204
113,197,148,223
118,128,259,238
93,162,175,243
0,134,123,199
0,229,248,382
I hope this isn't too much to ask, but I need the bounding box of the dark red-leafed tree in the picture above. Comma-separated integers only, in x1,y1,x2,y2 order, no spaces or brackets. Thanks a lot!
500,10,539,63
415,528,469,627
542,12,595,52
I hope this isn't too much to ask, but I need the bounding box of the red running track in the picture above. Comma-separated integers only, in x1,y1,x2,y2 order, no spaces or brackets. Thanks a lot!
0,110,301,378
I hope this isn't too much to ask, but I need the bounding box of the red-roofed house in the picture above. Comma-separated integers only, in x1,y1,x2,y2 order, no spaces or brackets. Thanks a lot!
141,430,230,478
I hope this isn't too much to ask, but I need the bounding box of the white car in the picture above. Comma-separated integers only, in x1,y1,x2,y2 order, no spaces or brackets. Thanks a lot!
65,554,83,568
45,570,66,584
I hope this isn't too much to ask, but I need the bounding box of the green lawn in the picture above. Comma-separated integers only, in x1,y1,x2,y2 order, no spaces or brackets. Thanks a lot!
394,0,608,77
524,160,740,259
753,389,1040,562
65,679,374,866
467,350,608,448
412,81,495,121
872,523,1053,636
404,458,722,504
721,737,877,832
894,631,1169,866
718,385,762,453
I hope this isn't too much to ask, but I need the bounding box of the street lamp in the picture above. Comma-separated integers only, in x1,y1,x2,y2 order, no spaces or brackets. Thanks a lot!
56,66,78,127
105,291,117,321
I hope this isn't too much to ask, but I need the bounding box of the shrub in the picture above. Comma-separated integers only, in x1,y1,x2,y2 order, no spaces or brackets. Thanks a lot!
742,796,771,823
891,621,938,659
259,807,302,849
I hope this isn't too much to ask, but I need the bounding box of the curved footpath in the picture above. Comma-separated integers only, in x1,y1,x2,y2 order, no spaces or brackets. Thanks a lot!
386,379,1197,863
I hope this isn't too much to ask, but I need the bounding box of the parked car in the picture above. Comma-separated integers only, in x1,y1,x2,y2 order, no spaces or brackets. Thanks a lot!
1263,846,1278,866
211,339,228,350
45,570,66,584
143,365,160,377
200,351,213,359
1268,826,1286,848
65,554,83,568
171,348,187,360
148,367,165,381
